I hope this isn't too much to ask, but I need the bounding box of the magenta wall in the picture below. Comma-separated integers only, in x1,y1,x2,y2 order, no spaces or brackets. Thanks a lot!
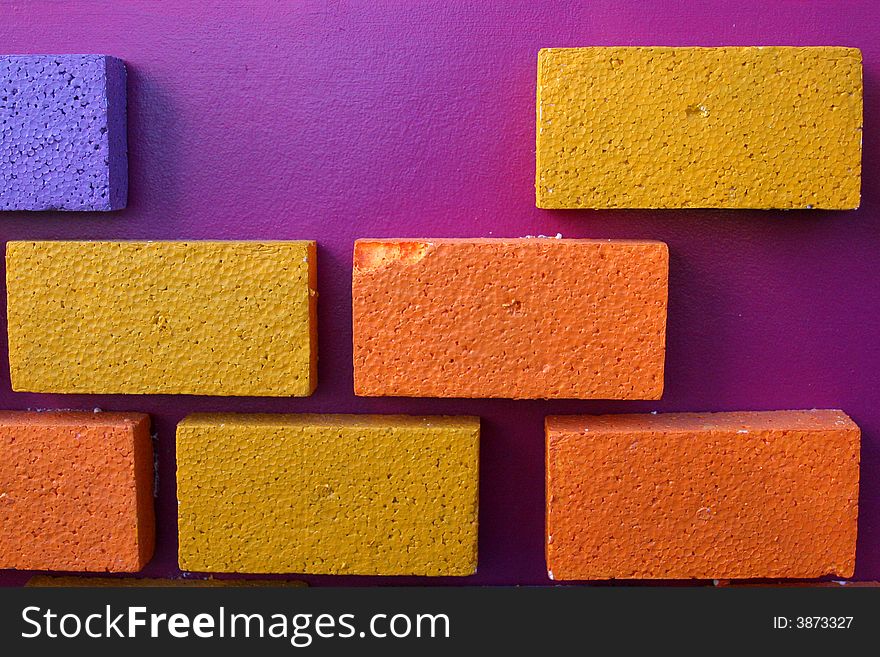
1,0,878,586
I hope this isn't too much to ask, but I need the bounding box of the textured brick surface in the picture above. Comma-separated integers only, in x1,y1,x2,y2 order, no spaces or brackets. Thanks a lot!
177,414,480,575
353,238,668,399
718,580,879,588
0,411,154,572
6,240,317,396
26,576,305,587
1,55,127,211
546,411,860,580
536,47,863,209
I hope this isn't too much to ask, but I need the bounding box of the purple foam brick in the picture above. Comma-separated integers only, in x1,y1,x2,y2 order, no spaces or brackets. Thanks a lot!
0,55,127,211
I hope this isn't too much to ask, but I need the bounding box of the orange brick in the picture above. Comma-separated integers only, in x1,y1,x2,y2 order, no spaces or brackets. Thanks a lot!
546,410,859,580
717,580,879,588
353,238,668,399
0,411,154,572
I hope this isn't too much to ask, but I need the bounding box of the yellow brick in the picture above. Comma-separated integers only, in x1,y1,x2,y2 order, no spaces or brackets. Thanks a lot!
536,46,862,209
6,241,317,396
176,414,480,575
25,575,306,587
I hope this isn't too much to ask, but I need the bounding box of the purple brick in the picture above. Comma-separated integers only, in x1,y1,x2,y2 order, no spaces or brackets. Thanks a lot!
1,55,127,211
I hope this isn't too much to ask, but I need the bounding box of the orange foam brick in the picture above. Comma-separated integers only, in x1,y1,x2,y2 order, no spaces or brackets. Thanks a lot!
353,238,668,399
546,411,860,580
0,411,155,572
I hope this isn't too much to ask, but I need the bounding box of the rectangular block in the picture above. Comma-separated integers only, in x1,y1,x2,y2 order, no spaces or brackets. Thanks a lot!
0,411,154,572
353,238,668,399
546,411,860,580
176,414,480,575
536,47,862,209
1,55,127,211
720,580,879,588
26,576,306,587
6,240,317,396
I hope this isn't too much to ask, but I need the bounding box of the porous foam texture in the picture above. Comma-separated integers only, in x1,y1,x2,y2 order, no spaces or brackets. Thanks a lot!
536,47,863,209
176,414,480,576
545,410,860,580
5,240,317,396
1,55,127,210
353,238,668,399
0,411,154,572
26,576,306,587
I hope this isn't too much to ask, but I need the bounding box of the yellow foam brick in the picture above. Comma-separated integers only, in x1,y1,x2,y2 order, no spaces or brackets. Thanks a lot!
26,576,306,587
176,414,480,576
6,241,317,396
536,46,863,209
